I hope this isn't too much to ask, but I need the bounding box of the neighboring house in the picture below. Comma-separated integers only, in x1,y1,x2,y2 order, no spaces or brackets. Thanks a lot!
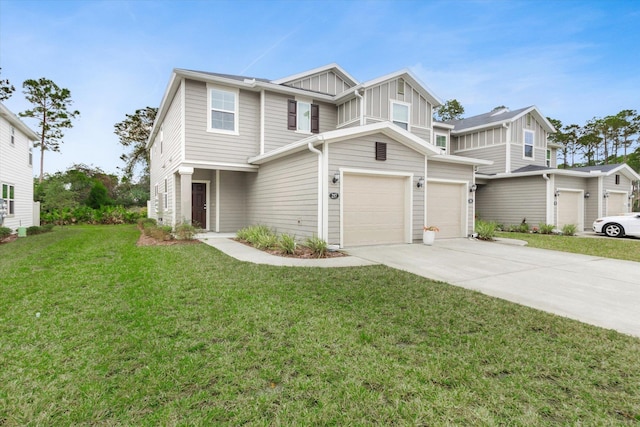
447,107,640,230
0,102,38,231
147,64,491,246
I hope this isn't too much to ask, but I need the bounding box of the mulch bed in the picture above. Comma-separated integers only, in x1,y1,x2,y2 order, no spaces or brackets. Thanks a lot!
0,234,18,245
136,231,202,247
234,238,347,259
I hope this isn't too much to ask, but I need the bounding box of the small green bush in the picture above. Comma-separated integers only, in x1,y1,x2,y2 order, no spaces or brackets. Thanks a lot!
236,226,252,241
174,222,197,240
475,220,497,241
27,226,43,236
538,223,555,234
518,222,530,233
305,236,328,258
277,233,297,254
149,225,173,241
138,217,157,228
254,232,278,250
0,227,12,239
562,224,577,236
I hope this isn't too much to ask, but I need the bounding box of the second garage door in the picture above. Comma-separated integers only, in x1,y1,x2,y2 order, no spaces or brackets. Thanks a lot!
607,192,627,216
427,182,465,238
343,174,408,246
557,190,583,230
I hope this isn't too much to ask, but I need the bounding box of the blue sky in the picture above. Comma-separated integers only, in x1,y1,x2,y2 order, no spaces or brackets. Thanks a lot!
1,0,638,177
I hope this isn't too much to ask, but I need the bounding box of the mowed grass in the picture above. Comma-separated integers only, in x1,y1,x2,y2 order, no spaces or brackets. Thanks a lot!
497,232,640,262
1,226,639,425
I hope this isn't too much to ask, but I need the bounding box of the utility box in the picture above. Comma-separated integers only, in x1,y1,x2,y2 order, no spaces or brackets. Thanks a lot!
18,227,27,237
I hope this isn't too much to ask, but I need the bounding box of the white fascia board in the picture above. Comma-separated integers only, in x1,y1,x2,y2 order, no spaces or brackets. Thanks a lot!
451,120,511,136
147,70,180,149
360,69,443,107
430,154,493,166
271,63,360,87
433,121,455,130
249,122,443,165
484,169,600,180
604,164,640,181
0,102,39,141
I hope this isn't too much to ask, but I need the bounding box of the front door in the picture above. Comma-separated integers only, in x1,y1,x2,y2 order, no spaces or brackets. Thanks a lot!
192,183,207,228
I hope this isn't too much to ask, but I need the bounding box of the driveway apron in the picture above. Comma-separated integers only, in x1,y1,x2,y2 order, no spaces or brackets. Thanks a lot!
347,239,640,338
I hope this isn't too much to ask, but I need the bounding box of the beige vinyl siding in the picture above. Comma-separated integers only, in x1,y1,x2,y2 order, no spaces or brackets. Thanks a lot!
219,171,247,231
246,150,319,238
585,178,599,226
454,144,506,175
184,79,259,163
603,172,632,214
363,78,432,139
554,175,588,230
328,133,425,243
510,143,549,171
427,161,475,233
285,70,353,95
0,116,34,229
263,92,337,152
476,176,547,227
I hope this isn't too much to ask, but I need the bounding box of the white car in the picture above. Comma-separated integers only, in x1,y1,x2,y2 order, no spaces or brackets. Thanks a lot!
593,213,640,237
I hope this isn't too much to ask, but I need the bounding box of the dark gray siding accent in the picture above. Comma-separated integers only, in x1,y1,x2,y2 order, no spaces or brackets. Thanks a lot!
327,133,425,243
264,92,337,152
184,79,259,163
476,176,547,227
245,150,319,238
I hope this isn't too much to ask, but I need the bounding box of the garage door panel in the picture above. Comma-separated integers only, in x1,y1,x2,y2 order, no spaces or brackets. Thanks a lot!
557,190,582,229
427,182,464,239
343,174,407,246
607,193,626,215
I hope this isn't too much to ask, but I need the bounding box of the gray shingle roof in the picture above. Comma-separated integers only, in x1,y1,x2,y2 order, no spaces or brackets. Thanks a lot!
183,69,271,83
512,165,553,173
449,106,533,132
570,164,624,173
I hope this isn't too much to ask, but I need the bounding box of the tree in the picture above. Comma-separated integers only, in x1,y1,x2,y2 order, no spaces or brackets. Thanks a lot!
20,78,80,182
86,180,113,209
114,106,157,179
434,99,464,122
0,68,15,101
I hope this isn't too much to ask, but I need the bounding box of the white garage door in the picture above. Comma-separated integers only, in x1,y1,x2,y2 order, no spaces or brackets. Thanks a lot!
343,174,407,246
607,192,627,215
557,190,583,230
427,182,465,239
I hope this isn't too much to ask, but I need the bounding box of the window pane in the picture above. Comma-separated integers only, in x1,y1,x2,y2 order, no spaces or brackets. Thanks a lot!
211,89,235,111
297,102,311,132
2,184,6,199
393,121,408,130
9,200,14,214
212,111,235,131
9,186,14,199
393,103,409,122
524,145,533,158
524,131,534,145
436,135,447,147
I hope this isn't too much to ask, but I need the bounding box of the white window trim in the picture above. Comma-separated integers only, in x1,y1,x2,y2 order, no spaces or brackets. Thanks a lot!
523,129,534,160
434,132,448,153
207,84,239,135
10,126,15,145
295,97,313,135
390,100,410,131
29,147,33,166
2,183,15,216
546,149,551,167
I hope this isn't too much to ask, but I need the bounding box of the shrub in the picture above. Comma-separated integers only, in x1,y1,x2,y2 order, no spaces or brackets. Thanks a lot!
138,217,157,229
236,226,252,241
174,222,197,240
27,226,43,236
149,225,173,241
518,222,530,233
0,227,12,239
277,233,297,254
475,220,497,241
243,225,276,247
305,236,328,258
538,223,555,234
562,224,577,236
41,224,55,232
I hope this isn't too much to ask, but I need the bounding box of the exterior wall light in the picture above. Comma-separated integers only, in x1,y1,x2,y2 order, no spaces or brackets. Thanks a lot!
554,189,560,198
603,190,610,198
584,192,590,199
417,177,425,188
332,172,340,184
469,184,477,192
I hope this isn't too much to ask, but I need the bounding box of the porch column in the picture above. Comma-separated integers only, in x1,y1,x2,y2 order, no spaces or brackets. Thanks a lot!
179,166,194,224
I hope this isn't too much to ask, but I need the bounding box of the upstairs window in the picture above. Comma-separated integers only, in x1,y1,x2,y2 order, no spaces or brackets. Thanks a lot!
435,134,447,151
10,126,15,145
391,101,410,130
546,149,551,167
524,130,534,159
287,99,319,133
208,85,238,134
29,147,33,166
2,184,15,215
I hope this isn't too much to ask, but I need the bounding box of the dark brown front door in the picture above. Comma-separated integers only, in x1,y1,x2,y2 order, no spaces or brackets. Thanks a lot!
192,183,206,228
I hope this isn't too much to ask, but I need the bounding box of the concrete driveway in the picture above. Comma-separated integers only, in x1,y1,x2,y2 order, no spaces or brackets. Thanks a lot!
347,239,640,338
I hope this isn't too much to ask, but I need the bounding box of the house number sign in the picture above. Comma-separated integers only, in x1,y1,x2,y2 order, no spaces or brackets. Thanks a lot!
329,192,339,199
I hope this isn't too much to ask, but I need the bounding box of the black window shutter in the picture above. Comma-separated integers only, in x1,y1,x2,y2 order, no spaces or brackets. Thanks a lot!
376,142,387,161
311,103,320,134
287,99,297,130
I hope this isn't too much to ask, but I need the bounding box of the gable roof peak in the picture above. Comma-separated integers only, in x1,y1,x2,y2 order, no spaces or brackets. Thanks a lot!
271,63,359,86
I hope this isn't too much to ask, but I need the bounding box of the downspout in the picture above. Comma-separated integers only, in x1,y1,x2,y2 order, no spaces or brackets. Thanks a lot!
259,89,265,154
354,88,364,126
543,173,553,225
503,122,511,173
308,140,324,239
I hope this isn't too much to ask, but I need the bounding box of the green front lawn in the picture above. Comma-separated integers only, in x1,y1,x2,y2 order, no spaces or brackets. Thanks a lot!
497,232,640,262
1,226,639,424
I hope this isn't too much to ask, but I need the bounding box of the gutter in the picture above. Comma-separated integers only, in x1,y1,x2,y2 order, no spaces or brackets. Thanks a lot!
353,89,364,126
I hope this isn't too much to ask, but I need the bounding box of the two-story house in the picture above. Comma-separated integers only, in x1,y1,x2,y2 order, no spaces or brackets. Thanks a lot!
147,64,492,246
0,102,38,231
443,106,640,231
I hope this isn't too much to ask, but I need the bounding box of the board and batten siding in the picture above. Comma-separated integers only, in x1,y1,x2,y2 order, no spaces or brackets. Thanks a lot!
453,126,507,151
363,78,432,137
0,115,34,229
336,98,360,128
284,70,354,95
476,176,547,227
245,150,319,238
427,161,475,233
263,91,337,152
327,133,425,243
183,79,259,163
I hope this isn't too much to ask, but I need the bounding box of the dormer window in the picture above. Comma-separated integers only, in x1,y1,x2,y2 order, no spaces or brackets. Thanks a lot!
391,101,410,130
524,130,534,159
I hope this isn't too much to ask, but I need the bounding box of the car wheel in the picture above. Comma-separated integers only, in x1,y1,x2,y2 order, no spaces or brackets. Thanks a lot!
603,223,624,238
